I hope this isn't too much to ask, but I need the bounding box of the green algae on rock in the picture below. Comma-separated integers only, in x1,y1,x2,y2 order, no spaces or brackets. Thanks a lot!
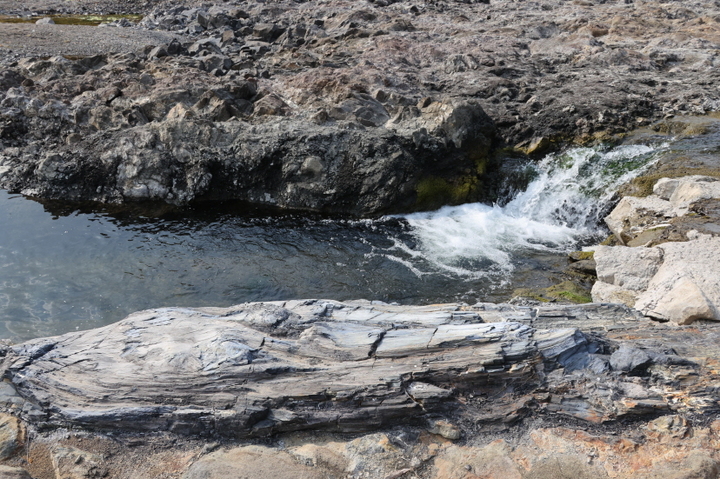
513,280,593,304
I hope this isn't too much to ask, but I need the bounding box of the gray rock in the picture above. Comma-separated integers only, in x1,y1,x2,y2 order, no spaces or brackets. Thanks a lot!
4,0,720,220
610,345,652,373
329,93,390,127
148,46,168,59
252,23,283,42
0,466,32,479
0,300,631,436
199,54,233,73
188,37,222,56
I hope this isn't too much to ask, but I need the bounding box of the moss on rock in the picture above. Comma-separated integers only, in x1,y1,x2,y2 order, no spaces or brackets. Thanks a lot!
568,251,594,262
512,280,592,304
414,156,489,211
415,175,482,211
619,168,720,198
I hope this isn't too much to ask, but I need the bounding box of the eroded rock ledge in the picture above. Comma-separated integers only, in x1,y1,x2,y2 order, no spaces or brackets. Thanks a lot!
2,0,720,213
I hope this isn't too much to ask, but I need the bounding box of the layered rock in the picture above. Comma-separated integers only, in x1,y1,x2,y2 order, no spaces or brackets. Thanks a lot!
0,299,719,478
0,301,606,435
0,299,715,435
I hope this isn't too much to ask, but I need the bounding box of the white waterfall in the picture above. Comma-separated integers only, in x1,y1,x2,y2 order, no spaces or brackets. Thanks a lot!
396,143,663,279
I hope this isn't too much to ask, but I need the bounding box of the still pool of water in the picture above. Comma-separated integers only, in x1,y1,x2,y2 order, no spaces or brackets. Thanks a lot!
0,142,664,341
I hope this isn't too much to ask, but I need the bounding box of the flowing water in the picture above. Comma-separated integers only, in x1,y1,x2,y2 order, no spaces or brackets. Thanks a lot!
0,142,665,341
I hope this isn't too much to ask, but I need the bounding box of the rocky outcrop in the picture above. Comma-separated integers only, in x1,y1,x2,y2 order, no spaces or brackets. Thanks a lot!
0,51,494,215
592,175,720,324
606,175,720,246
0,300,622,435
594,233,720,324
3,0,720,212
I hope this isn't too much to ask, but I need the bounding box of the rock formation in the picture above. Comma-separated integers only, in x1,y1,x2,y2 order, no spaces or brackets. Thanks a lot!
592,175,720,325
0,300,640,435
0,299,719,477
2,0,720,477
2,0,720,213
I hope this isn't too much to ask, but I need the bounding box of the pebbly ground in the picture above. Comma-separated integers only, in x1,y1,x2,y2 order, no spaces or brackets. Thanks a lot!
0,23,184,57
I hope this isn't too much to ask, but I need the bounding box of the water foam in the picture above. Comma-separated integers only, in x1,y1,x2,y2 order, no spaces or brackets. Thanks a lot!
395,143,663,280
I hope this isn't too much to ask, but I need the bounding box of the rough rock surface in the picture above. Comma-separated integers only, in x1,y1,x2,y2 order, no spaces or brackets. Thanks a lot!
1,300,720,478
606,175,720,246
0,300,652,435
2,0,720,477
0,466,31,479
0,299,716,431
2,0,720,212
593,175,720,324
0,416,21,463
595,233,720,324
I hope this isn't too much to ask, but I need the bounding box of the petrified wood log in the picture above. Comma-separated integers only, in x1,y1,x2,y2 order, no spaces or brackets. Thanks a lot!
0,300,713,437
0,300,581,435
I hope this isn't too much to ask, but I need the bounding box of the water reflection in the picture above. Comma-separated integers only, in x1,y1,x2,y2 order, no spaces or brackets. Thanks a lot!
4,193,558,341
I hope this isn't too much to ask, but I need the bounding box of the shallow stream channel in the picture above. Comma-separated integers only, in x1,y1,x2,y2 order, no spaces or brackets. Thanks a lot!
0,131,705,341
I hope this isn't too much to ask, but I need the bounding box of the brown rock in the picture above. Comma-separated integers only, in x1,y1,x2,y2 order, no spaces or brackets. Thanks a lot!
51,446,107,479
182,446,325,479
0,466,32,479
432,441,522,479
252,93,291,116
0,414,23,461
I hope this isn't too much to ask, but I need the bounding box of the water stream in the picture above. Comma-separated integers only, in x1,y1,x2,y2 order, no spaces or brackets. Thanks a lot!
0,142,664,341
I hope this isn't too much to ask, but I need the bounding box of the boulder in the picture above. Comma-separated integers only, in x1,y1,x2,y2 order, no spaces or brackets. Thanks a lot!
592,245,663,292
656,175,720,213
605,176,720,245
604,195,675,245
634,233,720,323
609,345,652,373
593,175,720,324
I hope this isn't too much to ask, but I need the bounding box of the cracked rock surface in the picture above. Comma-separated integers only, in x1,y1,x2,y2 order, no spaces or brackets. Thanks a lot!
1,299,717,436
